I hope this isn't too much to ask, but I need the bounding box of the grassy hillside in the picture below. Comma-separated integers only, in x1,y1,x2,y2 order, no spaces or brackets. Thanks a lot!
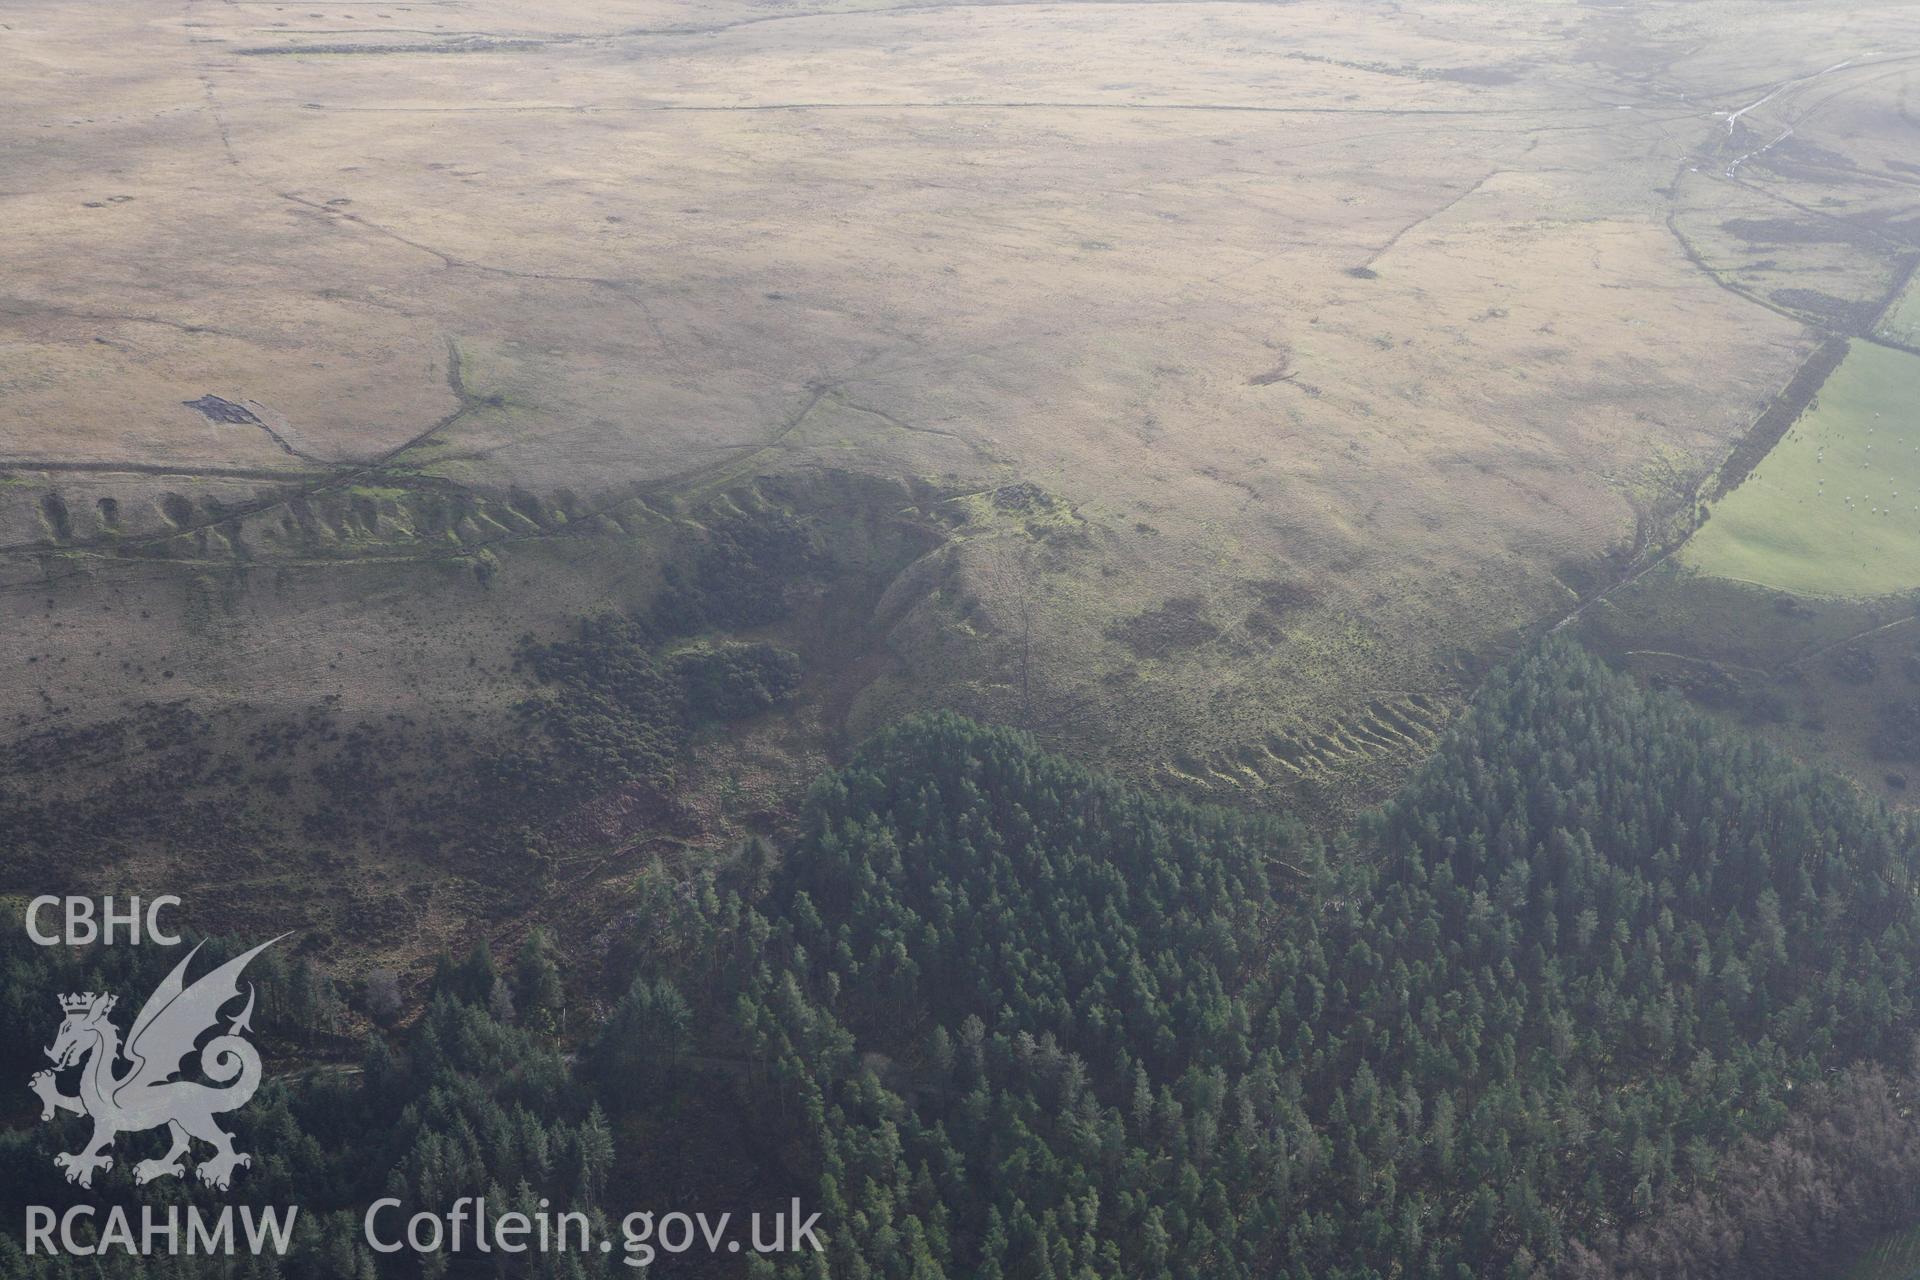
12,0,1920,814
1681,342,1920,598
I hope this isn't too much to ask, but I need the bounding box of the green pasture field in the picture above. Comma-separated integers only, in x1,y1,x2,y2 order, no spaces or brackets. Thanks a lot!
1681,342,1920,598
1880,272,1920,349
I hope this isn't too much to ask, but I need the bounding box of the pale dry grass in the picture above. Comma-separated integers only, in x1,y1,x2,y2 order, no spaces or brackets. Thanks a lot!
2,0,1916,799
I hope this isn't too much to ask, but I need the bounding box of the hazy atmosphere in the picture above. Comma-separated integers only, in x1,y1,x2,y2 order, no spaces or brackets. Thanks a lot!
4,1,1920,1276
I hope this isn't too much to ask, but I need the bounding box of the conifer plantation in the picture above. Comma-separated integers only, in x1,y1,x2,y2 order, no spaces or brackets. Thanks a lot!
6,639,1916,1278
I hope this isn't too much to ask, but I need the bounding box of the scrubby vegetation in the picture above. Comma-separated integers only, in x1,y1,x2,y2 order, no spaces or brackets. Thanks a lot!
487,616,805,819
648,505,828,637
489,614,693,813
1871,697,1920,763
674,644,805,724
0,499,819,897
451,499,819,828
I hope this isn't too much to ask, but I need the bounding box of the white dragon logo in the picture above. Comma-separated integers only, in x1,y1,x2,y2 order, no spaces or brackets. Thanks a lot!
28,936,284,1191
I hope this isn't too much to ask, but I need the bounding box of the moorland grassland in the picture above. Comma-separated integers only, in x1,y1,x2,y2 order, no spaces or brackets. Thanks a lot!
3,0,1919,946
